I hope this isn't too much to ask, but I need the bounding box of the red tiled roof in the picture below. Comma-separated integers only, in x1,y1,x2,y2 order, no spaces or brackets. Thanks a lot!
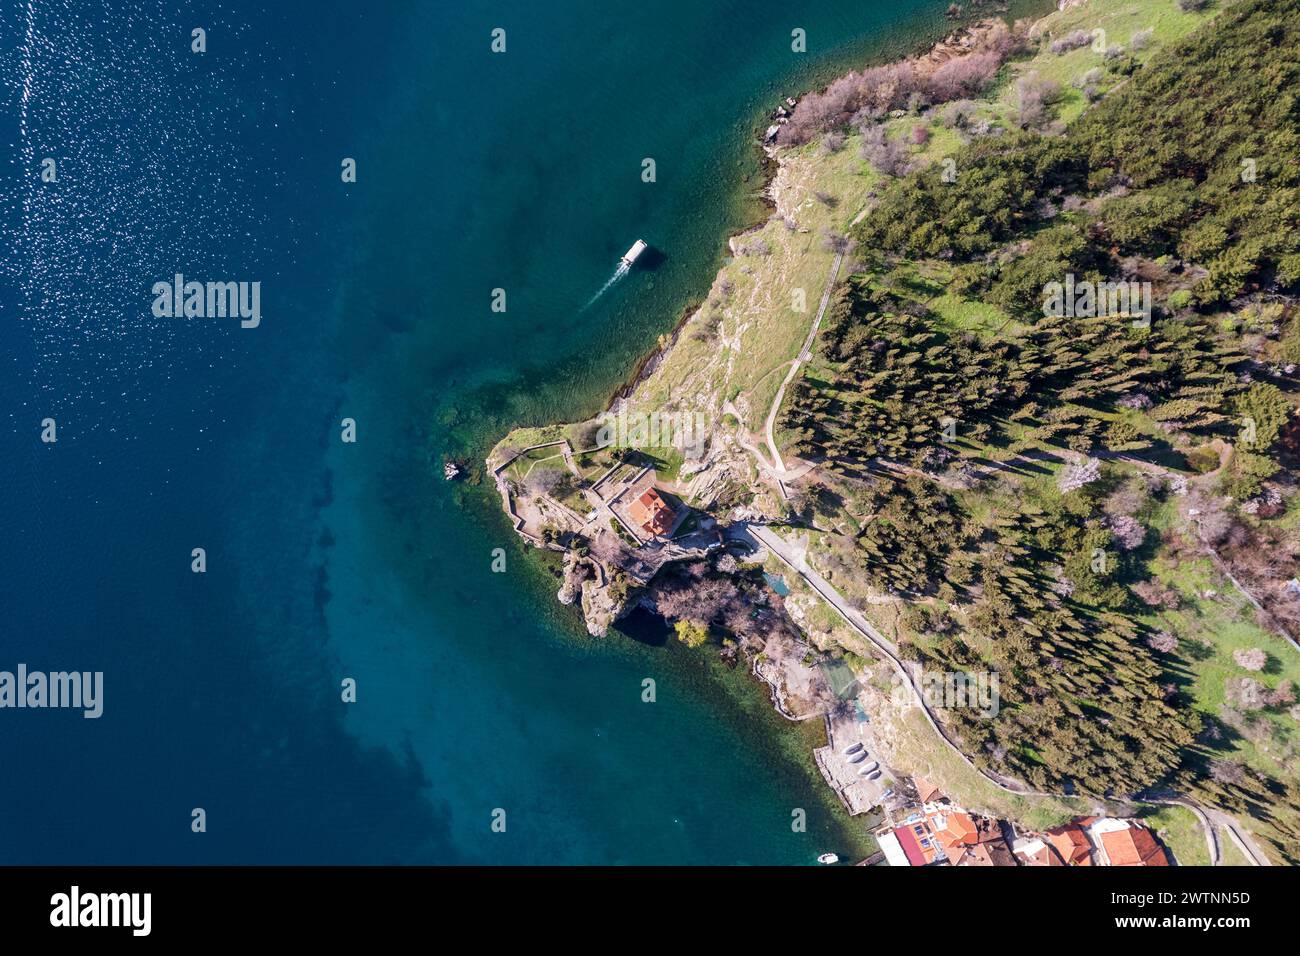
893,826,930,867
1046,823,1093,866
951,843,1007,866
1100,825,1169,867
628,488,674,536
930,810,979,852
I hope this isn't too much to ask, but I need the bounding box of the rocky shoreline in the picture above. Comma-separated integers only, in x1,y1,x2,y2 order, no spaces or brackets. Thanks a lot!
609,14,1031,416
485,0,1074,835
490,12,1041,633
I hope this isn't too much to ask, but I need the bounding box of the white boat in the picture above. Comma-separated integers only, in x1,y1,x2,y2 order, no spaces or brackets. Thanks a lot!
841,742,863,756
620,239,648,267
443,461,461,481
817,852,839,865
859,760,879,774
849,751,869,763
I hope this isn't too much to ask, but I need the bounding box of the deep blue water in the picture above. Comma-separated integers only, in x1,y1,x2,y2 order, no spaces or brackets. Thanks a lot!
0,0,970,864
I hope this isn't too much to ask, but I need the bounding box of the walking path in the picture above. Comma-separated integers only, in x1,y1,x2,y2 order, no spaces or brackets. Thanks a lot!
746,522,1268,866
763,250,844,497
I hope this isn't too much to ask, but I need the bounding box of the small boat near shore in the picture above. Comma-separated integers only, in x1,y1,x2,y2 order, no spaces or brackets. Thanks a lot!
816,852,839,865
620,239,648,268
443,461,461,481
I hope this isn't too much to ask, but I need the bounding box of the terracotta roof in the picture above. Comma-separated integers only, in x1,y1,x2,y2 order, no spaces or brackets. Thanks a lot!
1099,824,1169,867
914,776,943,804
929,810,980,852
1045,822,1093,866
1014,838,1065,867
627,488,675,536
953,839,1017,867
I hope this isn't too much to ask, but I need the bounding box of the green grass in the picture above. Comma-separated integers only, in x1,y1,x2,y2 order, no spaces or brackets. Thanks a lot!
928,293,1017,339
503,444,568,484
488,0,1263,843
1219,827,1254,866
891,706,1090,831
991,0,1225,130
1141,544,1300,783
1138,805,1211,866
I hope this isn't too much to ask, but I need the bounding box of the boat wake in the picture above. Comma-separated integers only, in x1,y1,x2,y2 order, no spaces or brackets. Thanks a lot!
581,261,630,311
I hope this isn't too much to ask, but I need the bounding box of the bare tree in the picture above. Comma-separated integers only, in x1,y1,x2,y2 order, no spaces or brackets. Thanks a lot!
1233,647,1267,672
859,126,913,177
821,230,855,255
1015,73,1062,129
1145,630,1179,654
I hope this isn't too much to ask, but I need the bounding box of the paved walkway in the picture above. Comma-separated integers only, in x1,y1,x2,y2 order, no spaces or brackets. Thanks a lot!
746,522,1267,866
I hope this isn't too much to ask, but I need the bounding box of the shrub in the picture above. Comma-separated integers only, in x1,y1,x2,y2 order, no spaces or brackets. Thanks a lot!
1050,30,1093,55
1184,445,1220,473
1134,579,1181,610
1220,450,1279,500
1225,676,1266,711
1015,73,1062,129
939,99,979,129
1146,630,1179,653
674,619,710,648
928,51,1003,101
1108,514,1147,550
859,126,913,177
1233,647,1267,671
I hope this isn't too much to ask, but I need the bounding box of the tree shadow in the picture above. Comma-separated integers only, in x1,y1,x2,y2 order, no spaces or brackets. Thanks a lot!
613,606,670,647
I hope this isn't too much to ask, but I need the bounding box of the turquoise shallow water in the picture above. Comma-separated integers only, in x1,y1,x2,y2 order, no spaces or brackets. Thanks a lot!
0,0,1043,864
311,0,961,866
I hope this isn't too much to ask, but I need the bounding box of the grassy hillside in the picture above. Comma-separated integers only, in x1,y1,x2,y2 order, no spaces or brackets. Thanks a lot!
489,0,1300,861
785,0,1300,862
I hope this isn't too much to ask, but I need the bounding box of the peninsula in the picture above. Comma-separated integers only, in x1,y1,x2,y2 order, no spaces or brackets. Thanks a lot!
489,0,1300,866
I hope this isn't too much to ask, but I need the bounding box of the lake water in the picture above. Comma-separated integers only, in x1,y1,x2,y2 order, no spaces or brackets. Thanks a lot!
0,0,1026,863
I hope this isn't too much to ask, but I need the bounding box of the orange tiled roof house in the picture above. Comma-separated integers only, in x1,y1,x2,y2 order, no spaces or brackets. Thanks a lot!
1045,820,1095,866
628,488,675,537
1089,818,1169,866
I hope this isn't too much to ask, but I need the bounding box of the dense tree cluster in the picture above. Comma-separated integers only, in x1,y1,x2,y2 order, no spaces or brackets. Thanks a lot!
857,0,1300,307
783,278,1247,472
846,469,1196,794
777,22,1022,146
778,0,1300,849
